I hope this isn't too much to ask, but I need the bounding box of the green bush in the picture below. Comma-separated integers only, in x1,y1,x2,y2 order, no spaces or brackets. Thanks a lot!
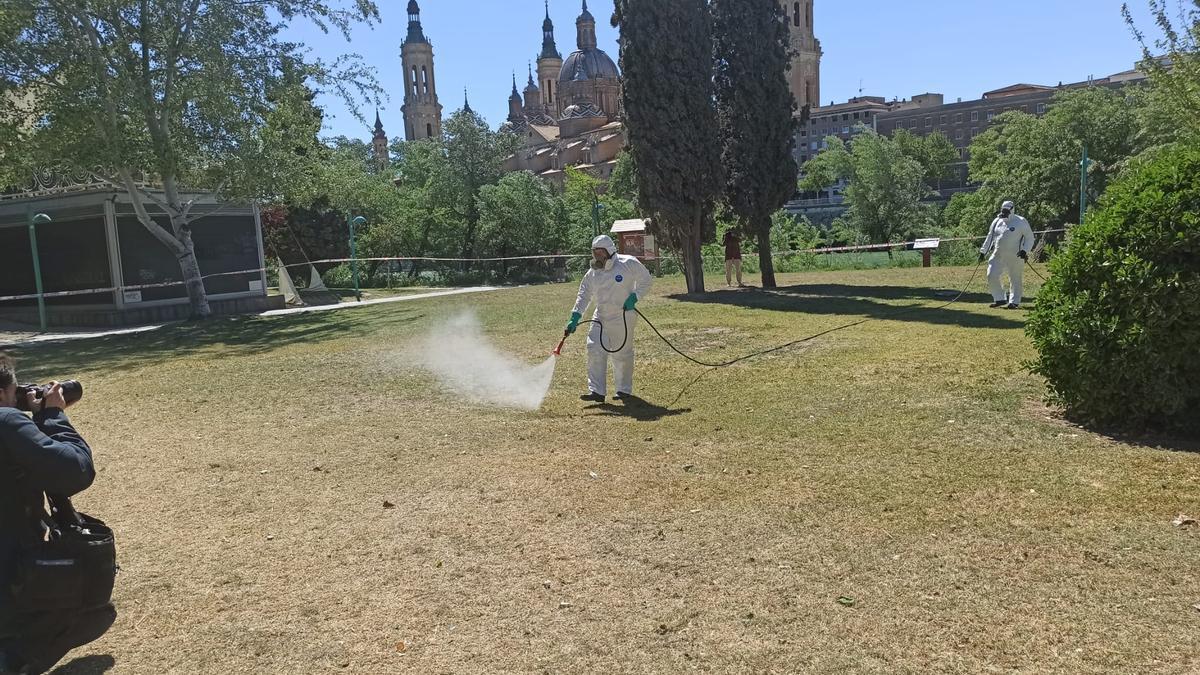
1025,144,1200,433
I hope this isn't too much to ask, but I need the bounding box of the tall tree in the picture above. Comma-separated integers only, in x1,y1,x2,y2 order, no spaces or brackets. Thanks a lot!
966,87,1141,228
800,130,926,245
712,0,797,289
0,0,379,317
893,129,958,192
614,0,722,293
442,108,518,261
1124,1,1200,140
477,171,565,276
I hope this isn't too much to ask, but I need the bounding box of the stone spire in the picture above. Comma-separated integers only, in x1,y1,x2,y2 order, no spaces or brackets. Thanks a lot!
576,0,597,51
541,0,561,60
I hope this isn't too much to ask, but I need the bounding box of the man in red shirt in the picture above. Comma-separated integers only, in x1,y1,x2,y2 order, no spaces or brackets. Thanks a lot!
723,230,744,287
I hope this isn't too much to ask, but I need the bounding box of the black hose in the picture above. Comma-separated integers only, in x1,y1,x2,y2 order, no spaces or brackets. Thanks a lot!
1024,257,1050,283
581,259,988,369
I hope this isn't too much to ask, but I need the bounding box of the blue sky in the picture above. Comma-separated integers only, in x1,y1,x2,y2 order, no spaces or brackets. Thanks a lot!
284,0,1160,141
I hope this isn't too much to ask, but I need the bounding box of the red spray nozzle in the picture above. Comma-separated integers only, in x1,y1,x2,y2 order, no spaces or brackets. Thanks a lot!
552,333,569,356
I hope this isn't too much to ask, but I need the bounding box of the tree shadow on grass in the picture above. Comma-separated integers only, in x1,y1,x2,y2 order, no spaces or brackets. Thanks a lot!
584,395,691,421
49,655,116,674
1073,417,1200,454
7,307,425,379
1030,398,1200,454
669,283,1028,330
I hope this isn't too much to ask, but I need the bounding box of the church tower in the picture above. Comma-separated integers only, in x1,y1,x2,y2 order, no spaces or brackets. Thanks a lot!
401,0,443,141
372,110,388,170
537,1,563,116
507,74,524,123
779,0,821,110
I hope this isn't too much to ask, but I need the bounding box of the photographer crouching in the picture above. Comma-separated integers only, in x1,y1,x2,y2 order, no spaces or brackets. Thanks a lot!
0,353,116,675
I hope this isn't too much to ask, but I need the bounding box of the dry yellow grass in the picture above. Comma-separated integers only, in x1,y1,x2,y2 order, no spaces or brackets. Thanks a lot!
11,266,1199,674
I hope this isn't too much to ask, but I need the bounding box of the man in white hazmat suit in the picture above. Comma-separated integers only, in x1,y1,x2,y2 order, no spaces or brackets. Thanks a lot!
566,235,653,403
979,200,1035,309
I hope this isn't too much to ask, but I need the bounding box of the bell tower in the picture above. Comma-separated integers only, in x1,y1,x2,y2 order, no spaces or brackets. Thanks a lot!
779,0,821,110
401,0,443,140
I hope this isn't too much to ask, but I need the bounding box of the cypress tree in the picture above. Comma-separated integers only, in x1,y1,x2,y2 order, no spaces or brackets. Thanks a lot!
713,0,798,289
613,0,722,293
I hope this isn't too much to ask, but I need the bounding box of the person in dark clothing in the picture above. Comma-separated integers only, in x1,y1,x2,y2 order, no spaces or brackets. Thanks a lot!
722,230,744,287
0,354,114,675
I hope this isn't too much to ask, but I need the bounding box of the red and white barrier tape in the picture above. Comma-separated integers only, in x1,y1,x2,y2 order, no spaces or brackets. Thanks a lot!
0,229,1067,304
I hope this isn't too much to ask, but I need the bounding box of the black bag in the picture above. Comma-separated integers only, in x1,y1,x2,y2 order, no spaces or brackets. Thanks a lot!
9,495,117,613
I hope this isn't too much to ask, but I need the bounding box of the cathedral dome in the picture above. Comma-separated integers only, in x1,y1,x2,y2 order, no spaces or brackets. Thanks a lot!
558,48,619,84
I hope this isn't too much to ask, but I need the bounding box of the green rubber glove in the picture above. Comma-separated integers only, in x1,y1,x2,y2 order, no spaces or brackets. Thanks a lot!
566,311,582,334
623,293,638,311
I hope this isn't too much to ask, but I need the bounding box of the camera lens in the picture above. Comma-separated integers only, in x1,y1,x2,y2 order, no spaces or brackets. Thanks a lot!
60,380,83,404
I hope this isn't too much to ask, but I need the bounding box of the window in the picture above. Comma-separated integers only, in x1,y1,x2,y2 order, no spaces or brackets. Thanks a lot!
971,111,979,122
986,110,995,122
956,129,963,140
1021,105,1029,112
925,117,932,128
909,119,917,129
801,155,809,163
426,123,433,137
421,66,429,95
960,148,969,160
970,127,978,137
842,126,850,134
1036,103,1046,114
842,113,849,121
940,115,947,125
794,2,801,28
411,67,419,97
810,141,818,150
800,129,807,137
955,112,963,124
853,112,860,119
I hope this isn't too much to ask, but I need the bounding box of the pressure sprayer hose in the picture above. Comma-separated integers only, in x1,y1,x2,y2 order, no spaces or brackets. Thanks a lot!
584,259,988,369
1024,257,1050,283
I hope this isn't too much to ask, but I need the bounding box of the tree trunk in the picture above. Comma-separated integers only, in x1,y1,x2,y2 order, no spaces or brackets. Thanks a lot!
680,229,706,294
175,229,211,319
165,182,212,319
119,170,211,318
755,214,776,289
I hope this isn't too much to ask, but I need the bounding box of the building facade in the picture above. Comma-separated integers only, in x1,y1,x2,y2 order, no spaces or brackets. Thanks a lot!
791,64,1151,208
503,1,626,185
875,67,1149,191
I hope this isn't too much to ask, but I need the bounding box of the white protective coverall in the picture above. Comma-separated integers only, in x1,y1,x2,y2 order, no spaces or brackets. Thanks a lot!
572,236,653,396
981,204,1035,305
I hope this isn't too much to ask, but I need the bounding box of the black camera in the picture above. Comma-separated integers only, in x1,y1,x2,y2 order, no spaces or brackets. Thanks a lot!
16,380,84,412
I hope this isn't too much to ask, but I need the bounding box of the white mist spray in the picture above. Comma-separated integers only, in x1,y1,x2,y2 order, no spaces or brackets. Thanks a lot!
415,311,557,410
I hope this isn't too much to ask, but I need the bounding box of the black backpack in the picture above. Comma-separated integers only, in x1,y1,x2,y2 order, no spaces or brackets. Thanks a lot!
9,494,117,612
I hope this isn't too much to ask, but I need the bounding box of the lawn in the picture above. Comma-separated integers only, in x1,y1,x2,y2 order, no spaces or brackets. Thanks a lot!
11,265,1198,674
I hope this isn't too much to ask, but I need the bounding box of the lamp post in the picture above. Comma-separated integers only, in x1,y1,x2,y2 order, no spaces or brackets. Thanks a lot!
349,215,366,302
1079,145,1092,226
27,209,52,331
590,193,606,239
